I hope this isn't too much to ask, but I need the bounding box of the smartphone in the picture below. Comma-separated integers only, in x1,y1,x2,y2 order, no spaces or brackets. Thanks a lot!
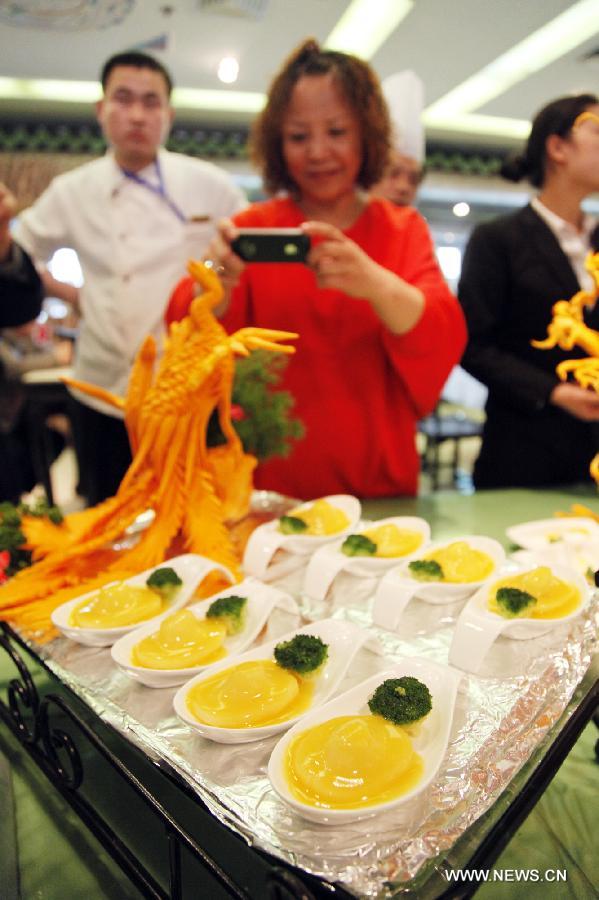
231,228,310,263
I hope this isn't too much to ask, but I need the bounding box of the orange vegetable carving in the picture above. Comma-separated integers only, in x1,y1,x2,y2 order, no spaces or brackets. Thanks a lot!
532,251,599,482
0,262,297,638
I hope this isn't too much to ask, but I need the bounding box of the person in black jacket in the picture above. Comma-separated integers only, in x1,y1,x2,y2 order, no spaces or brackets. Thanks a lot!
0,184,43,327
0,183,46,502
458,93,599,488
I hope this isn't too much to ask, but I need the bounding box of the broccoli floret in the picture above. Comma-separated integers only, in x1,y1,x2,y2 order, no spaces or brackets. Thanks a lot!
0,504,21,529
495,587,537,618
206,594,248,634
0,503,33,576
279,515,308,535
145,567,183,601
0,525,25,553
341,533,377,557
368,676,432,726
408,559,444,581
274,634,329,676
47,506,64,525
18,498,63,524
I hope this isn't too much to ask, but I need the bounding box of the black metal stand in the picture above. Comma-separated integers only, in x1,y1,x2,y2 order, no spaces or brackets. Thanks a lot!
0,623,337,900
1,620,597,900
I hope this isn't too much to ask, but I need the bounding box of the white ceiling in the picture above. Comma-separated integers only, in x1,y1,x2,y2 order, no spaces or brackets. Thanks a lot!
1,0,598,149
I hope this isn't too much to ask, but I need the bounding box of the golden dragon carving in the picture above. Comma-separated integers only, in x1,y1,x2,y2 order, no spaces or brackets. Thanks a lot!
0,262,297,637
532,250,599,482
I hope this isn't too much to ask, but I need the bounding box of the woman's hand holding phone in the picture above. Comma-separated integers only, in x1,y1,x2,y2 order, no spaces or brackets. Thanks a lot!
302,220,390,299
205,223,310,277
231,228,310,263
200,219,246,316
203,222,312,315
204,219,246,285
302,220,424,335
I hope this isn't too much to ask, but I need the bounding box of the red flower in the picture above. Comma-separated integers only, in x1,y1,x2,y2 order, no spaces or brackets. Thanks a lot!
0,550,9,583
230,404,246,422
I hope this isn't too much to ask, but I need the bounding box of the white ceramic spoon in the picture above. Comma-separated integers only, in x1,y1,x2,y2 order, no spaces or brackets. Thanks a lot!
506,517,599,551
242,494,361,579
111,577,297,687
302,517,431,602
268,656,461,825
371,535,505,632
173,618,371,744
510,541,599,583
448,562,590,674
51,554,235,647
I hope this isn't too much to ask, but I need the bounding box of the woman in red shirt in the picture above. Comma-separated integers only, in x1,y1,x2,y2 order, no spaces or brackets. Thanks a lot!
204,39,466,500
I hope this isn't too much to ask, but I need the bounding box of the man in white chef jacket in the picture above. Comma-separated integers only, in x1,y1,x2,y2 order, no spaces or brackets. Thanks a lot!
370,70,425,208
3,51,245,503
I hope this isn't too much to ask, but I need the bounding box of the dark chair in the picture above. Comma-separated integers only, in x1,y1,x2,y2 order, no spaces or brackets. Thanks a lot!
418,404,483,491
22,373,71,506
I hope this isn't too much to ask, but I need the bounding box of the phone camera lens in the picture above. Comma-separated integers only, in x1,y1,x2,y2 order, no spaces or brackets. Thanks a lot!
241,239,256,258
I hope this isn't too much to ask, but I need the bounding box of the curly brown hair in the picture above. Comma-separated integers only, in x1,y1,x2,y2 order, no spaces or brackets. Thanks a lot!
250,39,391,195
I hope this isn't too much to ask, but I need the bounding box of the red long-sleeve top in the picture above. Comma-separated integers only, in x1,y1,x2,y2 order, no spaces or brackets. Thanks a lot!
221,197,465,499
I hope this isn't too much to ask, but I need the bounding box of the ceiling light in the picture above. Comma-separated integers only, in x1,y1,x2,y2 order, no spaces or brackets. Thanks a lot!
453,202,470,218
428,113,531,141
325,0,413,59
0,75,265,114
217,56,239,84
173,86,264,112
425,0,599,123
0,77,101,103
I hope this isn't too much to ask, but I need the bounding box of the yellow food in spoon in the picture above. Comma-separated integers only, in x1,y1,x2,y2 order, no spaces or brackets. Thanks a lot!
489,566,581,619
285,715,424,809
131,610,228,669
186,659,314,728
416,541,494,583
283,499,350,535
361,523,423,557
70,582,163,628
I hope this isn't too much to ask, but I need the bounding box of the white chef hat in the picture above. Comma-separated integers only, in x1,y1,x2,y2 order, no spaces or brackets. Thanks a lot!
382,70,425,164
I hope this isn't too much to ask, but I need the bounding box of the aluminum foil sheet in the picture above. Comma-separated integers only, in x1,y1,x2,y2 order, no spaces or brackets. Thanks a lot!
25,494,599,898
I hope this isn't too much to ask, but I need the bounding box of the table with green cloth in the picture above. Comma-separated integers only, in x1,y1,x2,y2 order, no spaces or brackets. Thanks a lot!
1,488,598,899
